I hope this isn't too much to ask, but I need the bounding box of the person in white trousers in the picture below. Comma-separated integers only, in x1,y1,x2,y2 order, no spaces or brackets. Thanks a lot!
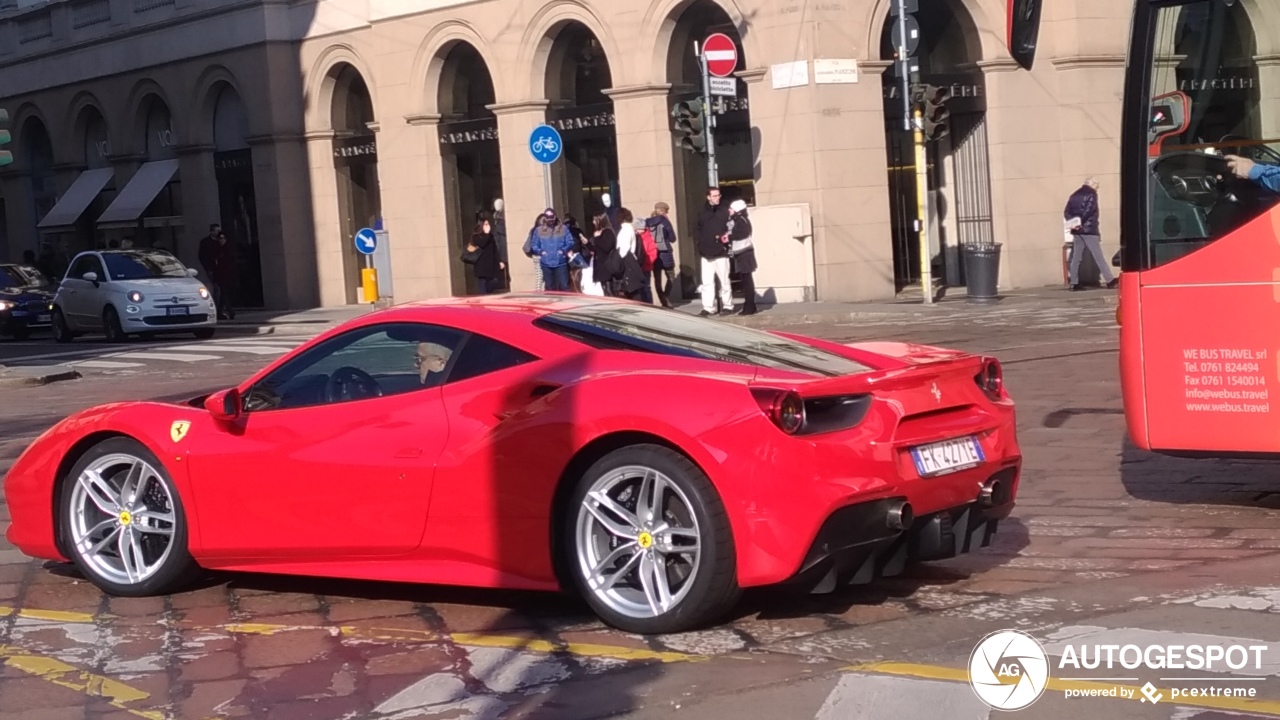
695,186,733,316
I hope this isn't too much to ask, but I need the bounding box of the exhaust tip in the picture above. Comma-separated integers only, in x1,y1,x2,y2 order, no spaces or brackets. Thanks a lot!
980,479,1002,507
886,501,914,531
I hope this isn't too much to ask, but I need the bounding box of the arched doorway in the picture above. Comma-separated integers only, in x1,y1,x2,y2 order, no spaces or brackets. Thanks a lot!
211,83,265,308
665,0,754,296
330,64,380,304
544,22,619,223
23,117,56,258
436,42,503,296
880,0,991,291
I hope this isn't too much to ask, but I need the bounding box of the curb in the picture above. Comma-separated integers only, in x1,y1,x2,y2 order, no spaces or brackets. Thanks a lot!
0,368,82,388
212,324,336,337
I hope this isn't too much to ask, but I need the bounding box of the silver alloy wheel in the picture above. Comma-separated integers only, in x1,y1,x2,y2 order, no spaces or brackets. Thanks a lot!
68,452,176,586
575,465,702,619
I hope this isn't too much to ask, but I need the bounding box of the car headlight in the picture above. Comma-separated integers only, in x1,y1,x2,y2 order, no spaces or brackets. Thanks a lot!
127,291,144,303
0,301,13,311
198,286,210,299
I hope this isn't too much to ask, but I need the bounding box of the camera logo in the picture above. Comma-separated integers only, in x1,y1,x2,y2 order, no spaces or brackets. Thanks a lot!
969,630,1051,711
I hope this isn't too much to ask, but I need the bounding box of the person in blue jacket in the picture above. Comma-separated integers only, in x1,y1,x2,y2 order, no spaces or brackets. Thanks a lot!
1227,155,1280,193
529,208,575,292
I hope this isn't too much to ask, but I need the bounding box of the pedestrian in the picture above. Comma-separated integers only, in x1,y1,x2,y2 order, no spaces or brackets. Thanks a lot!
210,231,239,319
198,223,221,283
530,209,575,292
522,213,545,292
1064,177,1117,291
590,213,622,296
726,199,758,316
645,202,678,308
696,186,733,316
464,214,503,294
614,208,647,300
491,198,509,290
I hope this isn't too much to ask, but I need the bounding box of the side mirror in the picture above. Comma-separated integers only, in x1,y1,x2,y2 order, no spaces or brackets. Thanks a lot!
204,388,242,421
82,272,98,283
186,268,199,277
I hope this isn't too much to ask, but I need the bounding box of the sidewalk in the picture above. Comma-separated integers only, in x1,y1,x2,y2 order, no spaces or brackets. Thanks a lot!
218,285,1117,334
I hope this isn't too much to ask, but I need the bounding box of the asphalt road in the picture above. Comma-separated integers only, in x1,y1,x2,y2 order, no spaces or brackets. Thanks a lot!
2,292,1279,719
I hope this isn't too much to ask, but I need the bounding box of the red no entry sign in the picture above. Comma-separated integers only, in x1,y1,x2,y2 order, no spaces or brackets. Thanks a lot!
703,33,738,78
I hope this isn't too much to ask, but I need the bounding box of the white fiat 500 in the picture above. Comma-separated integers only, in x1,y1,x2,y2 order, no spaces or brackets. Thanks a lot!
52,249,218,343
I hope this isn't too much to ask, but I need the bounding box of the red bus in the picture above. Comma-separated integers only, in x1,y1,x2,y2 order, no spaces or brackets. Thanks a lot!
1119,0,1280,455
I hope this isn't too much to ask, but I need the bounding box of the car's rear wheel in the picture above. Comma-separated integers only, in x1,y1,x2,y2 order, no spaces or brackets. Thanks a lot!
52,308,73,343
566,444,740,634
103,305,127,343
58,437,199,597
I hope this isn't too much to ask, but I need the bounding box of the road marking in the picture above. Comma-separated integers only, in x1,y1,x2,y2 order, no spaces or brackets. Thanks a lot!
70,360,146,368
115,352,224,362
0,605,101,623
816,673,990,719
844,662,1280,717
159,344,290,355
0,643,216,720
221,622,696,663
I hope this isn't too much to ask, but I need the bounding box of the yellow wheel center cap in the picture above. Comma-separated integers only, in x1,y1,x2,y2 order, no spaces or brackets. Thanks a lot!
118,511,132,526
637,532,653,549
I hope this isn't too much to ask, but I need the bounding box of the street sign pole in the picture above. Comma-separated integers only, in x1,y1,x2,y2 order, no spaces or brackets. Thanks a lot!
895,0,912,133
529,124,563,211
699,46,719,188
894,0,932,305
543,164,552,213
913,104,933,305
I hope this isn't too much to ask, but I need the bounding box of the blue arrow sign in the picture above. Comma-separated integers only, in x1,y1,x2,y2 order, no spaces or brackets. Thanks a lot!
354,227,377,255
528,125,563,164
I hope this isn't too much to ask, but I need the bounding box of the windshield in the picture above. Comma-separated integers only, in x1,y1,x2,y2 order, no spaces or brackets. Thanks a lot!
1142,0,1280,269
103,251,188,280
538,303,871,377
0,265,46,289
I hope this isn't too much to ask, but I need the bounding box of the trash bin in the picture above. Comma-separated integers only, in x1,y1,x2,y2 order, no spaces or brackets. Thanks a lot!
963,242,1002,303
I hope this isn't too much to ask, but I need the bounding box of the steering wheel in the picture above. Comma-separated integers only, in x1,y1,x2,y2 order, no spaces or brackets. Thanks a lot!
1149,151,1255,211
325,366,383,403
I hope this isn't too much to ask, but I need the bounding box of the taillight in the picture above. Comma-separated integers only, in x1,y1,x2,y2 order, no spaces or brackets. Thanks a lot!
751,388,805,434
975,358,1004,400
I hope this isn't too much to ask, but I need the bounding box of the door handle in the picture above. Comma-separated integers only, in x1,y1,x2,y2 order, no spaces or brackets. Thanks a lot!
394,448,422,459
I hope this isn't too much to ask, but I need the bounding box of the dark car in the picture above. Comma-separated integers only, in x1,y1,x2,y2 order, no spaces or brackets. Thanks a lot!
0,264,56,340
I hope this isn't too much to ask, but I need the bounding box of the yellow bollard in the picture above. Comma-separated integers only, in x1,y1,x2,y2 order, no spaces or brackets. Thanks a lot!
361,267,378,304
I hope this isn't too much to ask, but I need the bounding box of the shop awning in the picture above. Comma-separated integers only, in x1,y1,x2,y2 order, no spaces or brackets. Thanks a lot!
96,159,180,229
36,167,115,230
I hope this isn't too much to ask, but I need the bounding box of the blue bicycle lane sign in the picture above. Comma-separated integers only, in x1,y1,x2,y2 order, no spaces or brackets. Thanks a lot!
528,125,563,164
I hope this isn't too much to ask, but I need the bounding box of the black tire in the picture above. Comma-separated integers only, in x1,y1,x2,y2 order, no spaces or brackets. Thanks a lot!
103,305,127,343
564,444,741,634
193,328,216,340
57,437,199,597
52,308,73,343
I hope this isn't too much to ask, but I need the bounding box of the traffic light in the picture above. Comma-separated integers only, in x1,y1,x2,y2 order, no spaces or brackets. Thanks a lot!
0,109,11,167
920,85,950,141
671,99,705,153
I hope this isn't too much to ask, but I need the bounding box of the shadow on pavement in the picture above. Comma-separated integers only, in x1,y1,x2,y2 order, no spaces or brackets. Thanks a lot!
1119,437,1280,509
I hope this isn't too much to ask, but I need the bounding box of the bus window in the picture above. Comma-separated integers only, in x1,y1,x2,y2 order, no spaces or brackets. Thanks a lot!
1146,1,1280,269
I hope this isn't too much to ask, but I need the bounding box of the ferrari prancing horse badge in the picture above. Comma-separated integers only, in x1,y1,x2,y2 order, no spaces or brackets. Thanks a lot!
170,421,191,443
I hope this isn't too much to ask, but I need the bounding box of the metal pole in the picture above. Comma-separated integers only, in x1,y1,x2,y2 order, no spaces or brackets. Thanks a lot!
542,163,552,210
700,49,719,187
913,106,933,305
895,0,911,132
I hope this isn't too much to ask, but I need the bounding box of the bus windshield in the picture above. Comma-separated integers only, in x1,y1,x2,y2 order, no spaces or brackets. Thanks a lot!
1143,0,1280,270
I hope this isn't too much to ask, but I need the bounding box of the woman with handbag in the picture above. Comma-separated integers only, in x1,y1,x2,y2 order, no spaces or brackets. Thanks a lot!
614,207,647,300
590,213,622,296
726,199,758,315
463,215,502,294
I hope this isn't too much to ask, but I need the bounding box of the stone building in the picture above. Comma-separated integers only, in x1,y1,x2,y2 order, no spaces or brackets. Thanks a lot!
0,0,1180,309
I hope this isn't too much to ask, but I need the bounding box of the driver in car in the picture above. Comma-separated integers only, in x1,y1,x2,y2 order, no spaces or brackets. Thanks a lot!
416,342,452,384
1226,155,1280,193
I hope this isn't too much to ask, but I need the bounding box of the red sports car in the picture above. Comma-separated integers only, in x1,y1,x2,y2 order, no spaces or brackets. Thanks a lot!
4,294,1020,634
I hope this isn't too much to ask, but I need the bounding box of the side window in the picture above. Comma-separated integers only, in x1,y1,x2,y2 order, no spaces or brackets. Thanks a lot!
1145,1,1280,268
67,255,100,280
242,322,465,412
446,333,538,384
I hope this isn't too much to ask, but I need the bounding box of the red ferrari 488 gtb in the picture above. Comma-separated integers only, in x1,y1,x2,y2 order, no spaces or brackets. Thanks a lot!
4,294,1021,634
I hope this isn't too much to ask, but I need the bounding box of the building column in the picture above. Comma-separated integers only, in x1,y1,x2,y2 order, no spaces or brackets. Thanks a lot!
377,114,450,303
490,101,550,293
1256,56,1280,140
604,84,679,225
300,129,345,307
244,132,325,309
174,145,216,271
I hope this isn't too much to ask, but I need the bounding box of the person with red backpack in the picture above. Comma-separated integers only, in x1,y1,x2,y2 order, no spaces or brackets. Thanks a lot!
635,220,659,304
645,201,678,308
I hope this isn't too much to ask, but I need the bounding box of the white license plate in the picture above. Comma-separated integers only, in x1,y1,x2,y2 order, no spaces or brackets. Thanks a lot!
910,436,985,477
36,314,50,323
166,307,189,316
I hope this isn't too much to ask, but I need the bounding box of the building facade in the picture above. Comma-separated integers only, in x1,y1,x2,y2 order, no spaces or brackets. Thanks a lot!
0,0,1157,309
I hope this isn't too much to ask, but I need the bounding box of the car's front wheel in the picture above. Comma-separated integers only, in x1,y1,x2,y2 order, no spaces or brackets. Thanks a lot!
103,305,127,343
58,437,199,597
566,444,740,634
51,308,73,343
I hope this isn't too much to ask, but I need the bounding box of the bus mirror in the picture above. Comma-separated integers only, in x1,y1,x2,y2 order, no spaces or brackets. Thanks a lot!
1149,92,1190,153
